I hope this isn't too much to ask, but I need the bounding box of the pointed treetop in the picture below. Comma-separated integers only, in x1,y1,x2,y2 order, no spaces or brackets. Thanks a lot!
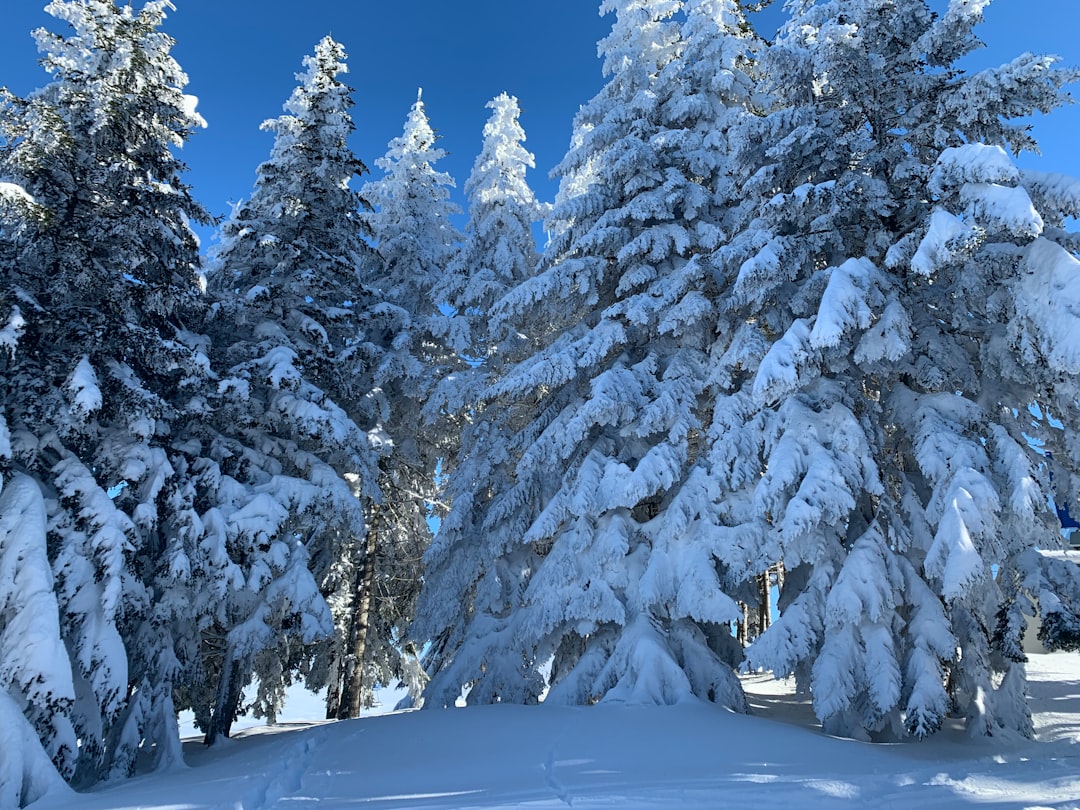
379,92,444,169
466,93,540,214
283,35,352,121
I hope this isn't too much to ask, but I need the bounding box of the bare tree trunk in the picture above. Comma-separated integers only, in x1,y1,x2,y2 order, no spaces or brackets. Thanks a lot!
338,506,378,720
204,653,245,745
759,570,772,634
325,659,342,720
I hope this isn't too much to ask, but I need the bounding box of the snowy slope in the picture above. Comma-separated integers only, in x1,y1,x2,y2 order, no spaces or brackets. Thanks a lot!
32,653,1080,810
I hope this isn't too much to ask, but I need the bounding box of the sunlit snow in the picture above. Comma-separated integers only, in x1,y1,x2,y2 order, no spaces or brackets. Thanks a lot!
29,652,1080,810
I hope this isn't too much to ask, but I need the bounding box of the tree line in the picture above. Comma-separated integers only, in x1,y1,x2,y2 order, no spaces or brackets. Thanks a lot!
2,0,1080,806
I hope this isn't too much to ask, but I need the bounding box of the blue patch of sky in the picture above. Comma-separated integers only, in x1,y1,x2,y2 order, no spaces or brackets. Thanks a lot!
1,1,1076,250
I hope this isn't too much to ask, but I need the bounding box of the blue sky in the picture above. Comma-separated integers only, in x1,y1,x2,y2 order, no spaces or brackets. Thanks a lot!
1,0,1078,246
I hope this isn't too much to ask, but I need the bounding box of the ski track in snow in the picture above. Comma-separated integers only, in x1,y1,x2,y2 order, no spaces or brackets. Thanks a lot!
543,749,573,806
211,729,326,810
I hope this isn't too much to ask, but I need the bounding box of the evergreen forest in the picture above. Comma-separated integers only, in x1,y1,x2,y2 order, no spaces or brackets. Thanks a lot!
3,1,1080,805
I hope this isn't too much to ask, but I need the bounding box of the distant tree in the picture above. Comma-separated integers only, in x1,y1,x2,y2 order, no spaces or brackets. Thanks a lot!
709,0,1080,740
429,93,545,364
0,0,213,780
345,92,461,715
415,93,547,706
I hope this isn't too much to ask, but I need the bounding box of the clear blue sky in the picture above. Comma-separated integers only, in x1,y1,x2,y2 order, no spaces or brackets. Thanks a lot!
1,0,1077,247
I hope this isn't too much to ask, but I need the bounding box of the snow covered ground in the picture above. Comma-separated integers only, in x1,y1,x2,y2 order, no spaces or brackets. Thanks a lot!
32,652,1080,809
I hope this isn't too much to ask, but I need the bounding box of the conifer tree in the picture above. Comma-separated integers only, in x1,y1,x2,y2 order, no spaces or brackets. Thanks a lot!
344,93,461,713
415,93,547,706
0,0,213,779
430,93,545,363
460,0,758,707
204,36,378,734
0,472,77,802
708,0,1080,740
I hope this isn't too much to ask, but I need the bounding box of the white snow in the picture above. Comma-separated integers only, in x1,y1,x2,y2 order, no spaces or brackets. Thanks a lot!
181,93,206,128
0,182,35,207
64,356,103,417
911,208,971,276
29,652,1080,810
1016,238,1080,374
808,257,877,349
0,306,25,359
929,143,1020,194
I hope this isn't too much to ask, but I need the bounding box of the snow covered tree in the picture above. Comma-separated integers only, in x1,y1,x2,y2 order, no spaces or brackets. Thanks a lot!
0,693,72,810
343,92,461,713
0,472,77,805
707,0,1080,740
0,0,213,780
203,36,378,734
362,91,461,463
363,91,460,326
431,0,759,708
415,93,547,706
429,93,545,363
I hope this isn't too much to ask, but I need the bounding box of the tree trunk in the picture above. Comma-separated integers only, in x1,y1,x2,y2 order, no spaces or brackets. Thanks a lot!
759,570,772,634
204,653,245,745
338,507,378,719
325,663,342,720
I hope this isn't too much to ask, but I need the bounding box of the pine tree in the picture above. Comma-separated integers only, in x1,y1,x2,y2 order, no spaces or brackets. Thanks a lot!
203,36,376,736
708,0,1080,740
0,0,212,780
454,0,758,707
415,93,547,706
430,93,545,363
346,92,461,713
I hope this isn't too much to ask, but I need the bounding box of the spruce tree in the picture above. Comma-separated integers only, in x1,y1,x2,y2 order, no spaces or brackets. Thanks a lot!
459,0,758,707
415,93,547,706
203,36,378,735
0,0,213,779
346,93,461,713
709,0,1080,740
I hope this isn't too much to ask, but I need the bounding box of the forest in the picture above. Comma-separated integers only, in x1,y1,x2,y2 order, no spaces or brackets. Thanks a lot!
2,0,1080,806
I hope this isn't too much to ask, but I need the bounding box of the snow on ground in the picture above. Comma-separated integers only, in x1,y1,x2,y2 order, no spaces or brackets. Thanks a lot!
32,653,1080,810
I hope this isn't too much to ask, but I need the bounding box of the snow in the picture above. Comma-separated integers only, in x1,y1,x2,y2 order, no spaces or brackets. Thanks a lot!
181,94,206,128
64,356,103,417
808,257,877,349
959,182,1044,239
911,208,971,276
30,652,1080,810
0,693,71,810
0,183,35,207
0,306,25,359
1016,238,1080,374
929,144,1020,193
1022,170,1080,221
